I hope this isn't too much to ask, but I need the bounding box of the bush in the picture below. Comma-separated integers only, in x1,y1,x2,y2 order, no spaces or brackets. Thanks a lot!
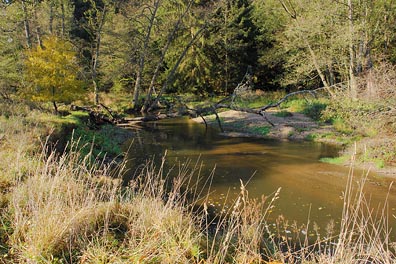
302,101,327,121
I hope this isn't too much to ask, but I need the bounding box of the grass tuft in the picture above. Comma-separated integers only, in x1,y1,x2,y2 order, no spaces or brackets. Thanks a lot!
320,156,349,165
1,102,396,263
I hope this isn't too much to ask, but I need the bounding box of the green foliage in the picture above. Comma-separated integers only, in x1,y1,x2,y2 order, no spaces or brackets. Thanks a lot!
69,124,127,159
331,118,354,135
0,3,23,98
274,110,292,117
321,99,392,136
320,156,349,165
281,99,307,112
305,133,319,141
252,0,288,89
24,37,86,110
302,101,327,121
249,125,271,136
232,90,284,109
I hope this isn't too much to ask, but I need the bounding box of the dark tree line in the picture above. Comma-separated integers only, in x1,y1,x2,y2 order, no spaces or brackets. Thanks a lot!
1,0,396,111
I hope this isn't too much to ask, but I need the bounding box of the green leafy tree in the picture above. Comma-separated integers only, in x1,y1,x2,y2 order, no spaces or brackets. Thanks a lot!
24,36,85,113
262,0,396,98
0,1,24,99
167,1,215,95
211,0,259,94
83,0,114,105
251,0,288,90
176,0,259,95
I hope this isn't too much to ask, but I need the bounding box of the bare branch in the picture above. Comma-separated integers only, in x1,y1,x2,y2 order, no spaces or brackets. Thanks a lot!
278,0,297,19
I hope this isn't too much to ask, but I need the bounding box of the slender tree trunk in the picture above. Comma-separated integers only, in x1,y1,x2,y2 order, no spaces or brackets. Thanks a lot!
53,101,58,114
348,0,357,100
21,0,32,48
132,0,161,110
224,0,229,95
148,27,206,112
61,0,65,36
49,0,54,34
141,0,193,113
306,41,330,88
132,71,142,109
33,0,42,48
328,62,335,86
92,6,108,105
278,0,334,97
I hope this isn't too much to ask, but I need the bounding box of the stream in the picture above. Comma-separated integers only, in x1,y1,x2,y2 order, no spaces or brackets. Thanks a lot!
123,117,396,233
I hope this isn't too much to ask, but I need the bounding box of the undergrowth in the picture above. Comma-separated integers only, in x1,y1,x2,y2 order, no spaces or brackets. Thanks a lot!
1,101,395,263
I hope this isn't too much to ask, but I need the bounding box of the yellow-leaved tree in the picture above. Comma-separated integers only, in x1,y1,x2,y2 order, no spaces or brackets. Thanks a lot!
24,36,85,113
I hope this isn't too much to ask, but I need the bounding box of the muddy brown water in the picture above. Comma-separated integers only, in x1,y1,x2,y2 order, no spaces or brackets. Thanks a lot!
123,117,396,234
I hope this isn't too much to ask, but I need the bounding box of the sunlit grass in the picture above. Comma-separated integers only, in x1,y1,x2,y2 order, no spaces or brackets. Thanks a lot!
1,102,395,263
320,156,349,165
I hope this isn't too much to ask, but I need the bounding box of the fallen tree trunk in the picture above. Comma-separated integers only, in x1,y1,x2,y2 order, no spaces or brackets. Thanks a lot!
70,105,114,128
185,76,344,130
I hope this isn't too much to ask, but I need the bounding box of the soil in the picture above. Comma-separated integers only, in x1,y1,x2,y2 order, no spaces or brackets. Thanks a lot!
192,110,396,177
192,110,336,142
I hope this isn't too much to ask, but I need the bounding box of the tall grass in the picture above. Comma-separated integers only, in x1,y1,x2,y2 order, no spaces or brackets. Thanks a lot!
1,105,395,263
4,141,205,263
272,152,396,263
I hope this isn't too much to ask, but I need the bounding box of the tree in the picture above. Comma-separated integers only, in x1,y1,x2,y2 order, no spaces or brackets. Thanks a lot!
212,0,259,94
0,1,24,99
251,0,288,90
84,0,113,105
24,36,85,113
264,0,396,99
140,0,195,112
131,0,162,110
168,0,260,96
168,1,217,95
107,0,205,111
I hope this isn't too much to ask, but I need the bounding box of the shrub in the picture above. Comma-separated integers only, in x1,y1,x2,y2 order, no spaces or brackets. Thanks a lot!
302,101,327,121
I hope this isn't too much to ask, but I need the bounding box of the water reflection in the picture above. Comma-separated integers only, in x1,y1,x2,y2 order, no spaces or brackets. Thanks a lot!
123,117,396,231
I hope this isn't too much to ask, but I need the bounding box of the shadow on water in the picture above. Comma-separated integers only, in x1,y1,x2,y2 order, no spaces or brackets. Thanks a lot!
122,117,396,233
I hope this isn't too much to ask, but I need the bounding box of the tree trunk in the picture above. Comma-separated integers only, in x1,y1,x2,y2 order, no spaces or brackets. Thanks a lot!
132,0,161,110
327,62,335,86
33,0,42,48
92,5,108,105
141,0,193,113
21,0,32,48
61,0,65,36
148,26,206,112
49,0,54,34
305,40,334,97
132,72,142,109
224,0,229,95
348,0,357,100
53,101,58,114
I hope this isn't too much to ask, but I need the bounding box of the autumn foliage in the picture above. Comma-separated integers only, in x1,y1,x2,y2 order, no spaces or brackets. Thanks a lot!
24,36,85,112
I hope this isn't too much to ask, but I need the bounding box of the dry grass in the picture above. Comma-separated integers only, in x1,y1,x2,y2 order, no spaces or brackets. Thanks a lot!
1,103,396,263
4,142,203,263
269,152,396,264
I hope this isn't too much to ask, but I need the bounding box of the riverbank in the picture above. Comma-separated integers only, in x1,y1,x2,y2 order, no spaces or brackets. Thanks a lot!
193,109,335,141
1,102,395,263
192,109,396,177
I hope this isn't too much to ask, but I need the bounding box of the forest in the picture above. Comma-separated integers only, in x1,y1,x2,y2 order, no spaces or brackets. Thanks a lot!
1,0,396,263
0,0,394,106
2,0,396,164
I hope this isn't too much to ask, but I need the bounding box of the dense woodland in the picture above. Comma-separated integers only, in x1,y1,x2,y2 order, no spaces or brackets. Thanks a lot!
1,0,396,111
2,1,396,262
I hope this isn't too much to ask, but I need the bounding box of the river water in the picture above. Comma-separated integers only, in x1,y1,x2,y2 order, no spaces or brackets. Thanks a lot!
123,117,396,233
